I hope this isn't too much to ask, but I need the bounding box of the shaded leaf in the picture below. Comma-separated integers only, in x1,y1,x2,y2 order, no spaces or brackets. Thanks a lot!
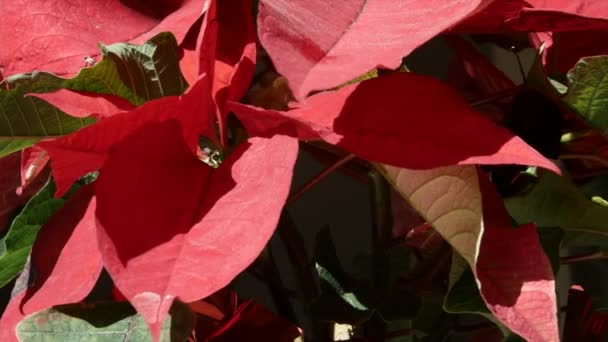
0,73,93,158
38,76,214,197
505,172,608,236
565,56,608,134
454,0,608,33
32,31,189,115
0,186,101,342
196,0,256,113
0,179,79,288
257,0,487,99
95,125,297,336
541,30,608,76
206,300,300,342
228,73,560,173
0,0,206,76
21,186,102,315
564,286,608,341
68,32,189,105
16,301,194,342
381,164,559,341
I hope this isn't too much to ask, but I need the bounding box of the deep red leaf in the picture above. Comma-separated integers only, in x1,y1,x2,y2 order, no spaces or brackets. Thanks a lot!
564,286,608,340
196,0,256,112
257,0,488,99
0,0,207,76
207,300,300,341
533,30,608,75
186,0,256,147
228,73,560,173
476,170,558,341
38,75,214,197
0,187,101,341
454,0,608,33
30,90,135,119
94,121,297,338
445,36,515,96
21,186,101,312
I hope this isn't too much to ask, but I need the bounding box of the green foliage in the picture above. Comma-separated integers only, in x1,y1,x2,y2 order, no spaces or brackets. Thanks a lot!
0,73,92,157
64,32,189,105
16,301,194,342
0,180,80,288
565,56,608,134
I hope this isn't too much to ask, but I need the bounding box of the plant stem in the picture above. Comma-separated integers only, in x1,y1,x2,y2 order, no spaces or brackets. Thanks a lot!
560,154,608,168
286,153,356,205
561,251,608,265
276,212,318,300
511,47,527,83
571,169,608,179
469,84,526,108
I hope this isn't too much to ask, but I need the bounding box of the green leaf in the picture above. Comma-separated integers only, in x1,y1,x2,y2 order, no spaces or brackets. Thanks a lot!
16,301,194,342
537,227,563,274
0,179,80,288
316,263,368,311
565,56,608,134
505,172,608,236
0,73,93,157
444,254,513,339
0,32,187,158
64,32,188,105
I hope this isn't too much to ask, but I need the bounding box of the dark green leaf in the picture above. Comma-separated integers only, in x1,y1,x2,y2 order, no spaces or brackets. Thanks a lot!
0,179,80,287
444,254,512,338
565,56,608,134
16,300,194,342
0,73,92,157
316,263,368,311
505,172,608,236
313,226,354,289
64,32,188,105
537,227,564,274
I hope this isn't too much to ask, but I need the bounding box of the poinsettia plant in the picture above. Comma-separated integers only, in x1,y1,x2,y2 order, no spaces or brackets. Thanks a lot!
1,0,608,341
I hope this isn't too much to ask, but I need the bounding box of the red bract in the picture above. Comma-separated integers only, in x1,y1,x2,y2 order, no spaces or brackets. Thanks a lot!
37,74,298,339
445,36,514,96
0,187,101,342
94,122,297,337
196,0,256,113
455,0,608,32
257,0,488,100
0,0,208,76
532,30,608,75
31,91,135,119
39,77,214,197
228,72,560,173
204,300,300,341
476,172,558,341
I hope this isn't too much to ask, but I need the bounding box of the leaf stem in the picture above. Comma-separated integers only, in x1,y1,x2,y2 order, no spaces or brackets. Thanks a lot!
571,169,608,179
286,153,356,205
561,251,608,264
216,109,226,148
511,47,527,83
469,84,526,108
560,154,608,168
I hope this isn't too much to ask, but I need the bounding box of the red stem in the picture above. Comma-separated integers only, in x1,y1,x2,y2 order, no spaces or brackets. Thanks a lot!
286,153,356,205
561,251,608,265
